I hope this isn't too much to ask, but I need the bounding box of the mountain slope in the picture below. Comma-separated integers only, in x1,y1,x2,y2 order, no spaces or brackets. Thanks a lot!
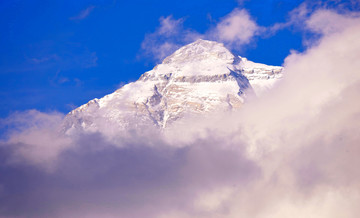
62,39,283,134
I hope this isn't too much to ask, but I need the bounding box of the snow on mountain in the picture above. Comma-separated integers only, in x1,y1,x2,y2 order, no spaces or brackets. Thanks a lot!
239,57,283,96
62,39,283,134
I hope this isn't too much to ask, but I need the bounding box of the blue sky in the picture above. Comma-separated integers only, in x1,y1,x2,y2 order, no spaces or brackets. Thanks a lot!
0,0,358,117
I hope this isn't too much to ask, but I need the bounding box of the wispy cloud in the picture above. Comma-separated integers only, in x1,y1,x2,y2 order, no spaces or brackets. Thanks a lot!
29,50,97,70
141,15,202,62
140,8,260,62
70,5,95,20
140,1,360,63
266,1,360,40
30,54,59,64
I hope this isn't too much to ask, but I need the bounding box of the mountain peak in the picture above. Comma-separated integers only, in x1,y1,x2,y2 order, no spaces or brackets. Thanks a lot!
162,39,235,65
63,39,283,133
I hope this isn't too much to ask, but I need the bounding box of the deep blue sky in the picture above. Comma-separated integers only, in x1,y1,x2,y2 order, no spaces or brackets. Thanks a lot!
1,0,353,117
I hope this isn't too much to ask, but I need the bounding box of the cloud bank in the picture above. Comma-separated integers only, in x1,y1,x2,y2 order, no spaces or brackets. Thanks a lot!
1,8,360,218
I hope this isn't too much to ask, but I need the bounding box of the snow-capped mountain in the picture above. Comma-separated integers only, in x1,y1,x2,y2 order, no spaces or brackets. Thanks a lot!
62,39,282,134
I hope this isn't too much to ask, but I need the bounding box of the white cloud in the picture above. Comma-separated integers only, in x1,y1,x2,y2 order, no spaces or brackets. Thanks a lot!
140,9,260,62
158,9,360,217
1,110,72,171
141,15,202,62
140,2,359,63
267,2,360,40
157,16,184,36
267,3,309,34
306,9,360,35
210,9,260,47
